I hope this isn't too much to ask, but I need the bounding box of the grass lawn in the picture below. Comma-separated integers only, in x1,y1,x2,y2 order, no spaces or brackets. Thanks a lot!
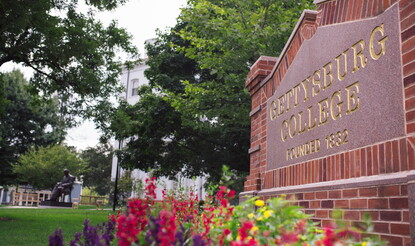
0,206,116,246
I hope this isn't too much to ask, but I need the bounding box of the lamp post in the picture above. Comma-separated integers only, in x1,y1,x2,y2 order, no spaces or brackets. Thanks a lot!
112,67,130,211
112,140,121,211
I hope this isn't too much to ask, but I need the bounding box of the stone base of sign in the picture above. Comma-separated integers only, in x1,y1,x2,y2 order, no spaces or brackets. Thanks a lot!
241,171,414,245
39,200,72,208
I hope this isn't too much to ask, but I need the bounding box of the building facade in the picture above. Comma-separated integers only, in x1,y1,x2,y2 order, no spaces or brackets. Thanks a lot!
111,61,207,200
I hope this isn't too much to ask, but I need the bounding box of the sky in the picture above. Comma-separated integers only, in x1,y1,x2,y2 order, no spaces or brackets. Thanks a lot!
1,0,188,150
66,0,188,150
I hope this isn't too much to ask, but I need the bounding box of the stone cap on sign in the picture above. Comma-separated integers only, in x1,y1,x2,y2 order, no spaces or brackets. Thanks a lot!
245,56,278,92
313,0,330,4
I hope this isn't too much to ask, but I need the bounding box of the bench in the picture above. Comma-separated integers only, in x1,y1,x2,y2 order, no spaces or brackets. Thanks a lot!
12,193,40,206
72,195,106,209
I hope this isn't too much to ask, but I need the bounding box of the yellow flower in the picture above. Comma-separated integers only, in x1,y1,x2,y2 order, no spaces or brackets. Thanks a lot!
248,213,255,219
254,200,265,207
362,243,367,246
250,226,259,233
257,216,264,221
263,210,273,218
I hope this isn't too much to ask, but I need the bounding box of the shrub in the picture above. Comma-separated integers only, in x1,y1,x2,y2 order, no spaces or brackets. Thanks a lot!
50,178,386,246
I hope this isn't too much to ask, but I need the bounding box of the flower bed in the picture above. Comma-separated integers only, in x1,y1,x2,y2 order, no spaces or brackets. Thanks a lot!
49,178,386,246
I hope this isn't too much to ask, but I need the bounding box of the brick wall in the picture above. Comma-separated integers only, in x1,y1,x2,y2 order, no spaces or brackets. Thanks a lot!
243,0,415,245
260,182,410,245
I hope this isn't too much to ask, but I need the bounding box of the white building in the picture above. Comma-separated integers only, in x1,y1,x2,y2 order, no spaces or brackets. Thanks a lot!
111,58,207,201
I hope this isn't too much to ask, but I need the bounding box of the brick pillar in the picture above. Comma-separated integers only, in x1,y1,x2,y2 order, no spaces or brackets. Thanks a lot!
408,175,415,246
241,56,277,198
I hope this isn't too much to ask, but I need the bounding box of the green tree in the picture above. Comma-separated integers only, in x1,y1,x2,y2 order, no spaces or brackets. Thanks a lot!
109,170,134,205
12,145,85,190
171,0,314,129
0,0,138,125
80,143,113,195
109,0,314,183
0,70,65,185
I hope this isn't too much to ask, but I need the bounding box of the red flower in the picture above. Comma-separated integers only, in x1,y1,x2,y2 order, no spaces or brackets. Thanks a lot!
295,220,307,234
281,231,298,244
322,227,336,246
227,190,236,199
116,214,139,246
337,228,361,241
238,221,254,240
158,210,177,246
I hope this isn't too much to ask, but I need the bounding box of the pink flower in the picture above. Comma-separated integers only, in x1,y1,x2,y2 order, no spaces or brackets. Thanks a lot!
227,190,236,199
116,214,139,246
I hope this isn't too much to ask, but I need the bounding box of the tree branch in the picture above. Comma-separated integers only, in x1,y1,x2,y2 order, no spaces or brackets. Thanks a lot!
0,55,13,67
260,0,271,29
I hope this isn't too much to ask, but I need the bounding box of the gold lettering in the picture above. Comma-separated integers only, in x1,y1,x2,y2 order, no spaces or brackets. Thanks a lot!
335,49,348,81
301,77,310,102
307,106,317,130
305,143,310,155
322,62,333,90
330,90,343,120
370,24,388,60
293,83,301,107
298,111,307,134
312,70,321,97
318,98,329,126
352,40,367,73
277,94,285,116
299,144,305,157
270,101,277,120
310,141,315,153
288,114,297,138
345,81,360,115
286,89,293,112
281,120,289,142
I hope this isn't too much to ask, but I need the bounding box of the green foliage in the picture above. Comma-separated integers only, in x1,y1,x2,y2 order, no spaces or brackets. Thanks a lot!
110,0,314,183
208,196,386,245
12,145,86,190
0,0,138,126
113,170,134,203
0,70,65,185
80,143,113,195
0,208,111,246
206,165,245,204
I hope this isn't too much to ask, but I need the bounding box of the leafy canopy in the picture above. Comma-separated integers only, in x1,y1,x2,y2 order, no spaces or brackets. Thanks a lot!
109,0,314,182
13,145,85,190
0,70,65,185
0,0,138,125
80,143,113,195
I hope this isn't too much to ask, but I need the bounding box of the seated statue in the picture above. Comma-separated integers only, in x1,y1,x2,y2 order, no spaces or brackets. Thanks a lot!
50,169,75,202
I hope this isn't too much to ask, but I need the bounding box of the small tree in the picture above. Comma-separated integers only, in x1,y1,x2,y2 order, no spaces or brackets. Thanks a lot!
13,145,86,190
80,143,113,195
110,170,135,205
0,70,65,185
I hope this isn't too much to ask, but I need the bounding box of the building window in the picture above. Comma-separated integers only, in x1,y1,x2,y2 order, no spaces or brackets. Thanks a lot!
131,79,139,96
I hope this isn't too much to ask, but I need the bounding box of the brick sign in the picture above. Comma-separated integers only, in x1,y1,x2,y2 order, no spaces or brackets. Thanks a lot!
266,5,404,170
